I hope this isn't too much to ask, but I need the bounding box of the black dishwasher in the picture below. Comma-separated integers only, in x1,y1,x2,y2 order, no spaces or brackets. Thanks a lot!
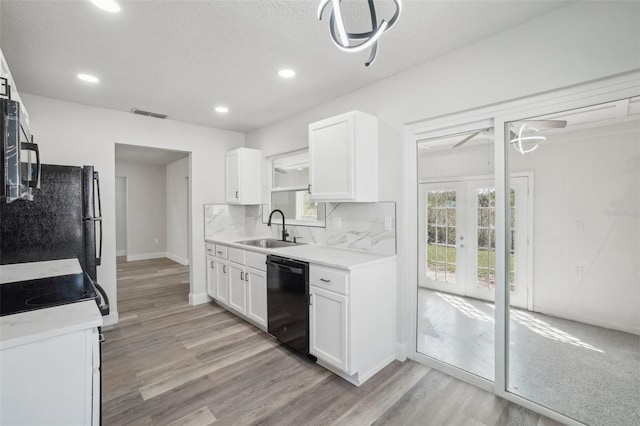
267,255,313,359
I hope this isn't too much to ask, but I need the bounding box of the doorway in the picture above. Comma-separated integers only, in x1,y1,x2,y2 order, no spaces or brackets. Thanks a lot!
418,176,530,308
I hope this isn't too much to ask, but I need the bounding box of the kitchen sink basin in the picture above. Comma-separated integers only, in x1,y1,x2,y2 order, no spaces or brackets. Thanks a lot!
235,238,302,249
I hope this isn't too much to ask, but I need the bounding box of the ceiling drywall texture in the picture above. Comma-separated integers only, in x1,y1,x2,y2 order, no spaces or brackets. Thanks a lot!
115,144,188,166
0,0,568,133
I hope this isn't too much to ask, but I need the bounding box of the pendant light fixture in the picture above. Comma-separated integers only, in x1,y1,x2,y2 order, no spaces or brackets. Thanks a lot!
510,123,544,155
318,0,402,66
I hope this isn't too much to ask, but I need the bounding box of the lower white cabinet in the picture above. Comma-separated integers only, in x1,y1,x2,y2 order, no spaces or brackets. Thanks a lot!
215,258,229,306
228,261,247,315
206,242,267,330
246,267,267,328
1,326,100,425
206,254,216,298
309,286,348,372
308,259,397,386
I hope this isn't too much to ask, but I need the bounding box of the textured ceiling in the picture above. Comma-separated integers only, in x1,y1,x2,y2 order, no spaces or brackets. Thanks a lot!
0,0,567,133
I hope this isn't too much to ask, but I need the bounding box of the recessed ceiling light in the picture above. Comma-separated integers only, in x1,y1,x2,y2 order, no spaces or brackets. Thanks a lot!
90,0,121,13
215,106,229,114
77,74,100,83
278,69,296,78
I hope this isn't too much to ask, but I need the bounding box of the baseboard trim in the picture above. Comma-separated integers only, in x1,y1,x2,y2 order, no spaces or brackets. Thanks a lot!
166,252,189,266
116,250,127,257
395,342,408,361
189,292,211,306
102,311,119,327
126,252,166,262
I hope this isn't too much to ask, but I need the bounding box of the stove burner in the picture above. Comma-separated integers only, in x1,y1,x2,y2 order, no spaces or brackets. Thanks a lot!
0,272,98,316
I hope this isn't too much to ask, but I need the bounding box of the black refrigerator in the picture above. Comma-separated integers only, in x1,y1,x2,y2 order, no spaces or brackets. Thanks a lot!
0,163,109,314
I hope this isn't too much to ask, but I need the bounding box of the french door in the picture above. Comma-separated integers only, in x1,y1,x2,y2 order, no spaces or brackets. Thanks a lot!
418,176,530,308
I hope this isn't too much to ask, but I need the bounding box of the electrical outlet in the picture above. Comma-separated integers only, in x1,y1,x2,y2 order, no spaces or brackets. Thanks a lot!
384,217,393,231
574,266,583,278
332,217,342,229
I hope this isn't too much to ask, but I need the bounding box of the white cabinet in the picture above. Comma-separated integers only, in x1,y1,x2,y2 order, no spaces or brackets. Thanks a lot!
207,243,267,330
206,254,216,298
246,267,267,328
308,110,378,202
310,286,349,372
308,260,396,386
215,258,229,306
1,326,100,425
228,261,247,315
225,147,262,204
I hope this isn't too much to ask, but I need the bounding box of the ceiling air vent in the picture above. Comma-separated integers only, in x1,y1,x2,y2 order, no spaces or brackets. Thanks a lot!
131,108,168,119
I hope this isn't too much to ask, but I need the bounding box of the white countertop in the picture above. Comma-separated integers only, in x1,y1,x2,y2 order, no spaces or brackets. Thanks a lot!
0,301,102,350
0,259,103,350
0,258,83,284
206,236,396,270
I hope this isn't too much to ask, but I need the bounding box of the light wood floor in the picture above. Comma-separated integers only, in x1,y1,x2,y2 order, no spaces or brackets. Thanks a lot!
103,257,562,426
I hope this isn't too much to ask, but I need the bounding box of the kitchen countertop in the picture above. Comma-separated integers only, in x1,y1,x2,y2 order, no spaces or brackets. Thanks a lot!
205,236,396,270
0,258,83,284
0,259,103,350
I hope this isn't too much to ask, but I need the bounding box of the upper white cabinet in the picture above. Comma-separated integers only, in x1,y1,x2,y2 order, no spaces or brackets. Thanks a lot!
225,147,262,204
308,111,378,202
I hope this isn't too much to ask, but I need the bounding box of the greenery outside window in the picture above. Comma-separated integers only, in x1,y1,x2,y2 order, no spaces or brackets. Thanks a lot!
264,150,326,227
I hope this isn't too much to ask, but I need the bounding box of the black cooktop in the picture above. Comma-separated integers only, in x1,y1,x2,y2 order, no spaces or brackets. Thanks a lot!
0,272,98,317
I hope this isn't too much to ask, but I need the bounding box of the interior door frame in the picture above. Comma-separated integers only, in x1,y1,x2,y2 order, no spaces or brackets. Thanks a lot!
403,71,640,426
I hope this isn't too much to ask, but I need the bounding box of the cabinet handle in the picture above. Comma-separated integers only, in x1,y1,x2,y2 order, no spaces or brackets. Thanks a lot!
223,265,226,274
320,278,331,283
235,191,239,199
309,294,313,306
241,271,244,280
245,272,250,281
307,184,311,194
217,251,223,254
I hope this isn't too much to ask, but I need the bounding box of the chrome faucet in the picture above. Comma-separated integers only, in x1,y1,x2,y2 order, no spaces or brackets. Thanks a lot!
267,209,289,242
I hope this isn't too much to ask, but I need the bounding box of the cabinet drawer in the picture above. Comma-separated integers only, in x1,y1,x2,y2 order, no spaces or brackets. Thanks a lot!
310,265,349,295
246,251,266,271
206,242,215,255
228,247,245,264
215,245,228,259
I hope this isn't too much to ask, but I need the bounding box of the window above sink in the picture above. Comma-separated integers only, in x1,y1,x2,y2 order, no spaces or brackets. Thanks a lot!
263,149,326,228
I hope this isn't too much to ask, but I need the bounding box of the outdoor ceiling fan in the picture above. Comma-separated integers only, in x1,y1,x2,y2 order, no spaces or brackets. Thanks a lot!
451,120,568,151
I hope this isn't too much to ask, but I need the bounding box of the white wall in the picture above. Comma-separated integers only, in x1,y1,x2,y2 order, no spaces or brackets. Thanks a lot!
245,2,640,346
166,156,190,265
114,176,127,256
21,94,244,324
115,160,167,260
419,121,640,334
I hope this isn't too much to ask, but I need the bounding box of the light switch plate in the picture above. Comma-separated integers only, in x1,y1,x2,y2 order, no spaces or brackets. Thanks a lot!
384,217,393,231
332,217,342,229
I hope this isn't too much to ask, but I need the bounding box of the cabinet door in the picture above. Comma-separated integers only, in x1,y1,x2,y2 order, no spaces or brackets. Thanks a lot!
226,150,240,203
228,262,247,315
309,286,349,372
246,267,267,328
206,255,216,298
309,115,354,201
215,259,229,306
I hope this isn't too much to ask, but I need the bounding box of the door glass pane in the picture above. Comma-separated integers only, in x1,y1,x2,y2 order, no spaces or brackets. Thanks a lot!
426,190,457,283
417,129,495,382
506,98,640,425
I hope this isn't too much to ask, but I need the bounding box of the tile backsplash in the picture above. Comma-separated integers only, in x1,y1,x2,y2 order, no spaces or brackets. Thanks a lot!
204,202,396,255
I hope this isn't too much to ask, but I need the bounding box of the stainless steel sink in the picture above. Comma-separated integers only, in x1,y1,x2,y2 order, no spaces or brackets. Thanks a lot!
235,238,302,249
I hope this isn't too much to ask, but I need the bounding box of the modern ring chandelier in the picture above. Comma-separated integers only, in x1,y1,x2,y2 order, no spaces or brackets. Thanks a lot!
318,0,402,66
